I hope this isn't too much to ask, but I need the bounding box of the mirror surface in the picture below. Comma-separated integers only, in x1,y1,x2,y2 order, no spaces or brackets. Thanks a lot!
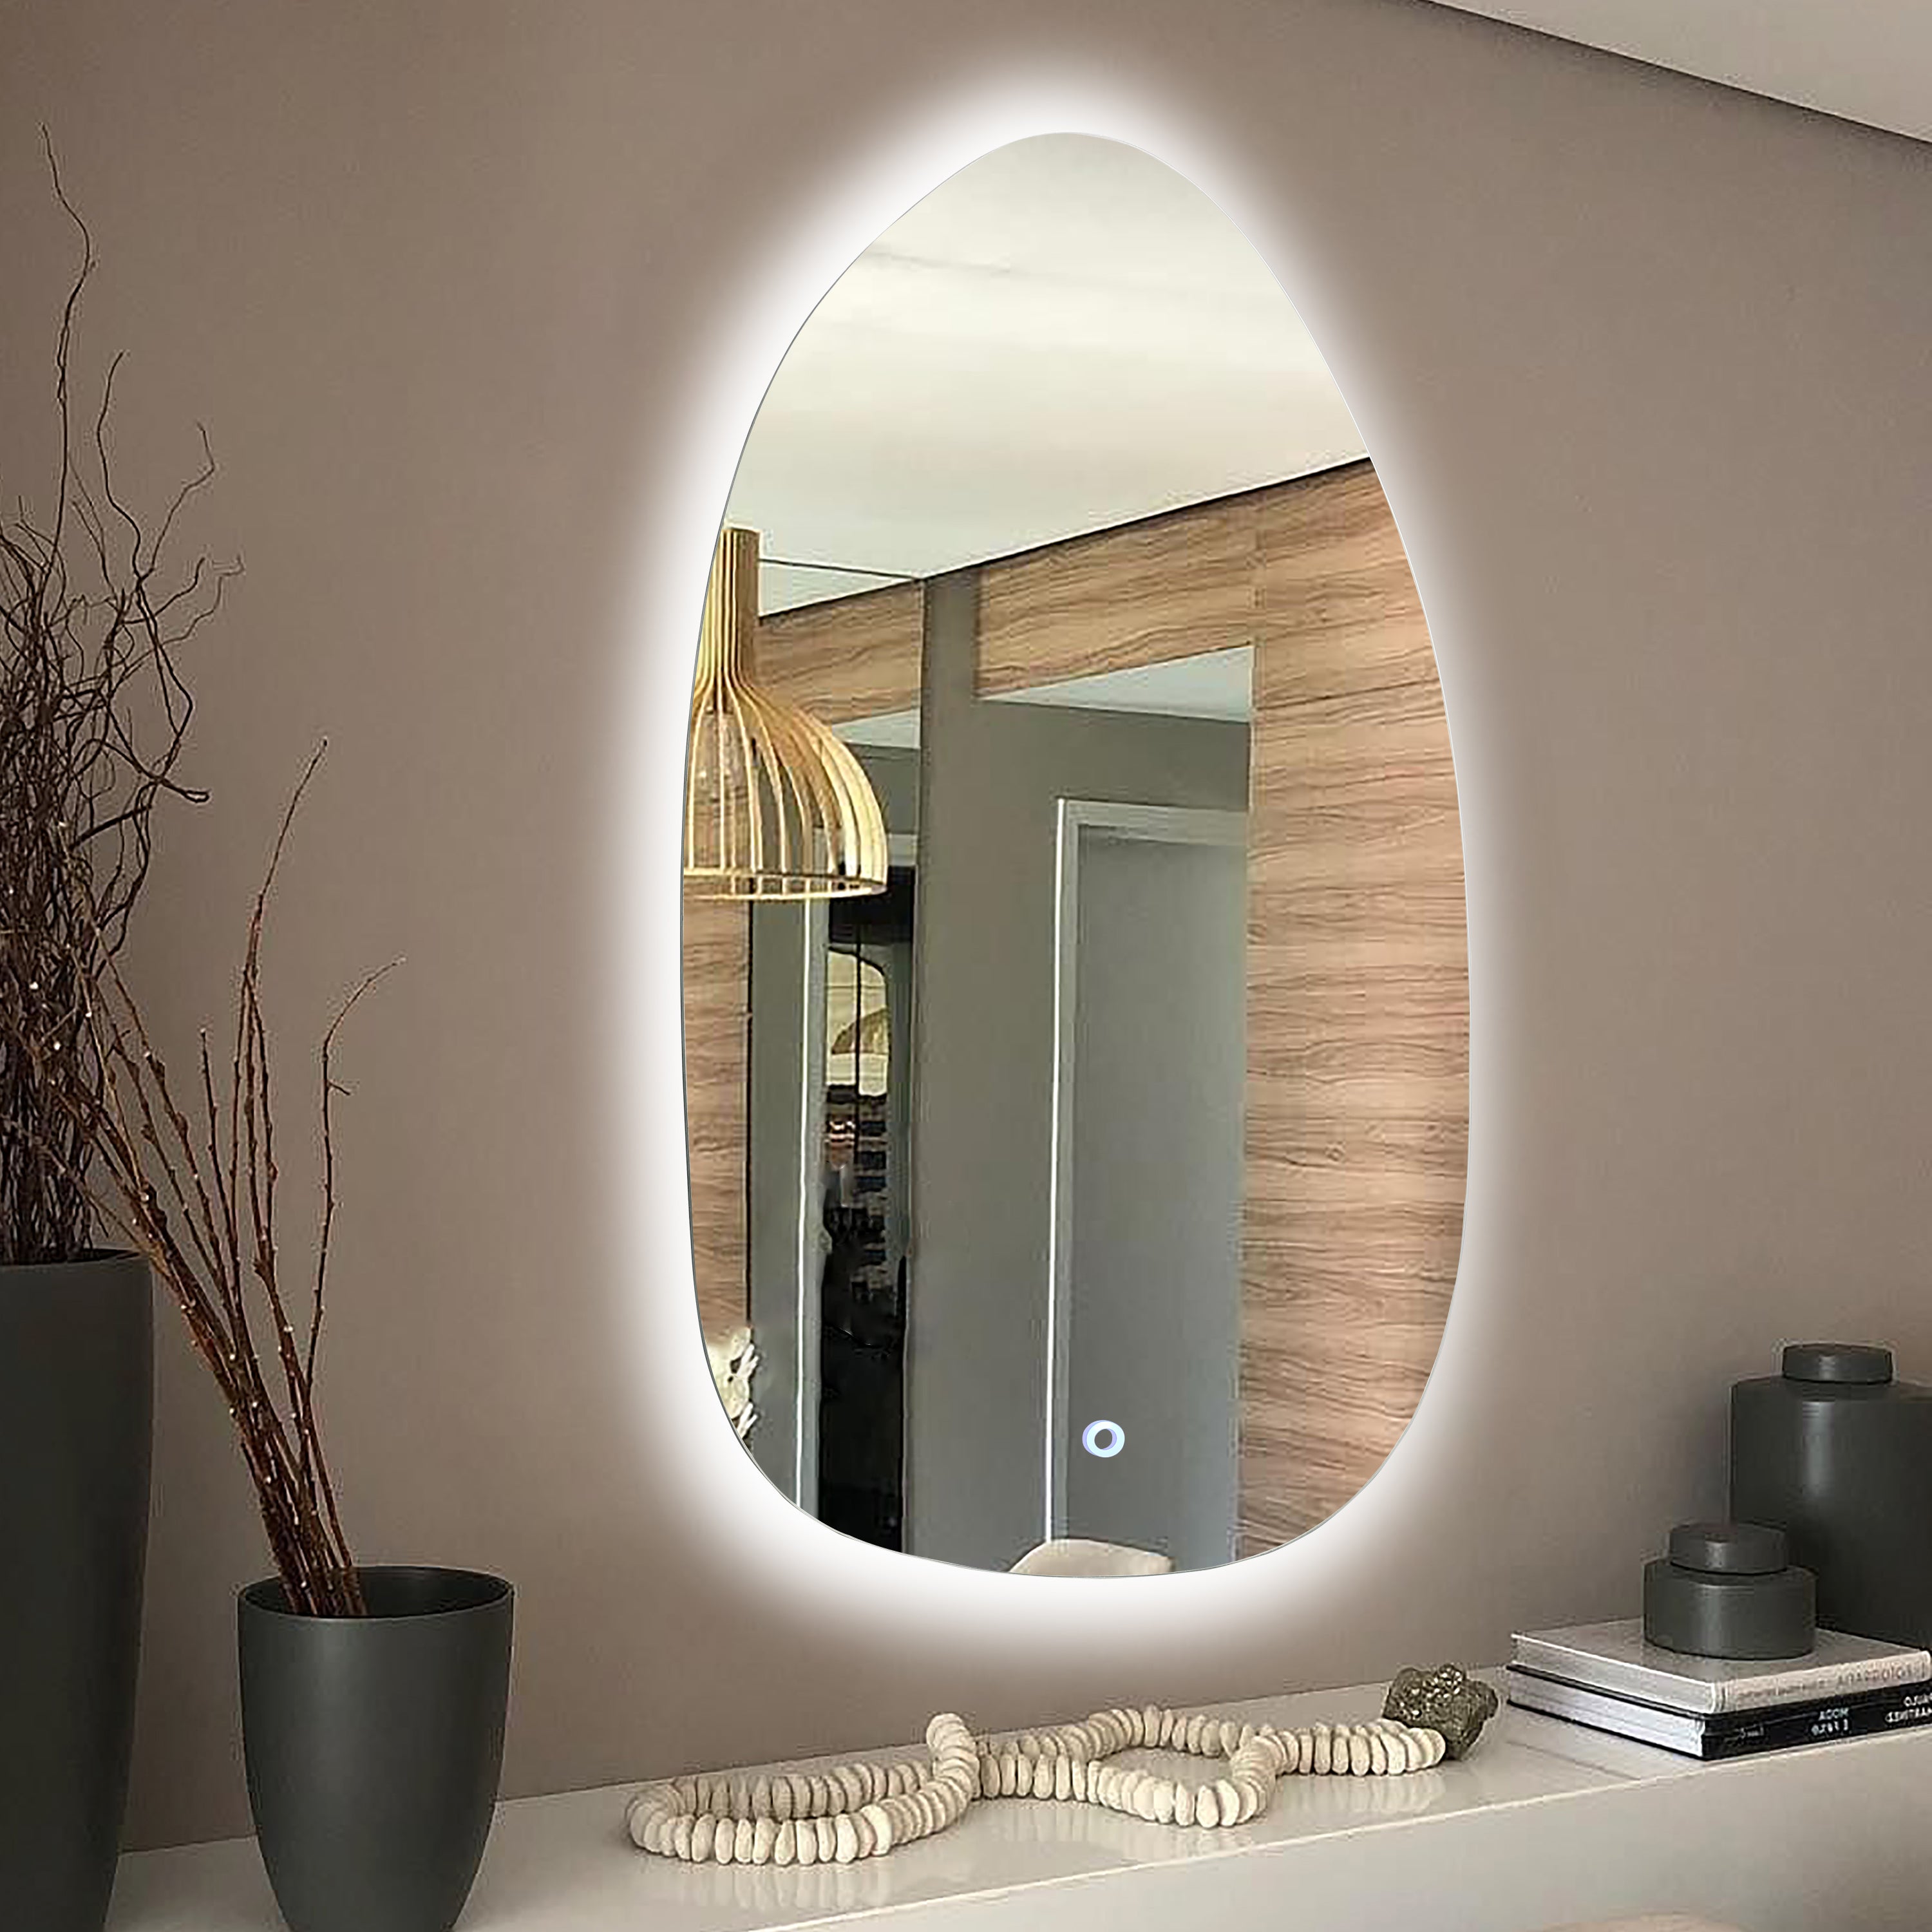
682,136,1468,1573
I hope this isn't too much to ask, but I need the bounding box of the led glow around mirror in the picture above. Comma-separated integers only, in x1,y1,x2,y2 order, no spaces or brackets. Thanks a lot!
678,134,1468,1575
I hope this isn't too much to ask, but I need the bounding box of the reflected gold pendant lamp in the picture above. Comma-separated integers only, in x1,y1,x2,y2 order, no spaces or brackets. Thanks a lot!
683,526,888,900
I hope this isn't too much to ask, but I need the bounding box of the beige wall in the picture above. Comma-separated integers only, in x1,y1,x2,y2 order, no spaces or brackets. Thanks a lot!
5,0,1932,1852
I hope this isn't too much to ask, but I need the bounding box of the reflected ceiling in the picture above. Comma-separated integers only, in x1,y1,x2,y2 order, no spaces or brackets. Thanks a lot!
726,135,1364,614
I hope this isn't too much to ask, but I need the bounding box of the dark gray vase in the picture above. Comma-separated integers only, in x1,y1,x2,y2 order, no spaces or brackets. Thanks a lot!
0,1251,153,1932
239,1566,513,1932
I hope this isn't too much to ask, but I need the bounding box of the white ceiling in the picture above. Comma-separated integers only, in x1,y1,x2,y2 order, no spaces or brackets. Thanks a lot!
987,645,1253,725
726,135,1362,615
838,710,922,752
1426,2,1932,147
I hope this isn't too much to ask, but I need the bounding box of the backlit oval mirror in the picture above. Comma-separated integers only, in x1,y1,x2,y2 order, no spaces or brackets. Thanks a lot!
682,135,1466,1573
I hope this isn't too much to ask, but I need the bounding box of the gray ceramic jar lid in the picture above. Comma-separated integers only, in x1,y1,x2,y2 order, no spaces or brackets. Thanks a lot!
1782,1342,1894,1385
1667,1521,1789,1576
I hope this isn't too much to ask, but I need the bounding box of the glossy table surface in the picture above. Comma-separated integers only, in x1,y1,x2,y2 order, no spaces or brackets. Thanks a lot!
108,1674,1932,1931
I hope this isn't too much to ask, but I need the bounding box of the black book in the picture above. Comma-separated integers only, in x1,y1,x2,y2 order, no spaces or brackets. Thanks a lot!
1507,1666,1932,1760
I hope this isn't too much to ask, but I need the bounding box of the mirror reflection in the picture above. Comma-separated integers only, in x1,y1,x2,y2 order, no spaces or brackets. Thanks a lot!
682,136,1468,1573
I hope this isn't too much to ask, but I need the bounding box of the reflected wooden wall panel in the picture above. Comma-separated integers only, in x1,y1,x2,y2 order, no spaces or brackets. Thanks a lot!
976,490,1260,695
1255,462,1435,703
757,582,923,723
1240,466,1467,1551
682,894,752,1338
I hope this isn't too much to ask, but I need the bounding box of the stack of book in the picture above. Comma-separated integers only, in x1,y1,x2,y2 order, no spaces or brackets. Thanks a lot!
1508,1620,1932,1761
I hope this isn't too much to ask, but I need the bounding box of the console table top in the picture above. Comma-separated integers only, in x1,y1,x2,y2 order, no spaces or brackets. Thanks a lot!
106,1674,1931,1932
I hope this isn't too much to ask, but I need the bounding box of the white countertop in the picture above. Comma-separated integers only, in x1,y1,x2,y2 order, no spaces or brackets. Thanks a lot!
107,1676,1932,1932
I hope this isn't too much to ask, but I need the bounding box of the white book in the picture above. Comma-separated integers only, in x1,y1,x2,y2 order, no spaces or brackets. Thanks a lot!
1509,1619,1932,1716
1507,1671,1715,1754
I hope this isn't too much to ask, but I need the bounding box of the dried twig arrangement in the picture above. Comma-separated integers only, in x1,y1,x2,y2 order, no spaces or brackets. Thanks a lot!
4,144,386,1614
1,137,232,1265
62,748,393,1615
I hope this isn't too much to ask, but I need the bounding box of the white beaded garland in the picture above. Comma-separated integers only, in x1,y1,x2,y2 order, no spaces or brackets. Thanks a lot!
627,1713,978,1868
627,1703,1448,1866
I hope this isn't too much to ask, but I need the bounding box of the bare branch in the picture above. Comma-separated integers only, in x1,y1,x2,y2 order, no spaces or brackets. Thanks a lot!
0,158,371,1615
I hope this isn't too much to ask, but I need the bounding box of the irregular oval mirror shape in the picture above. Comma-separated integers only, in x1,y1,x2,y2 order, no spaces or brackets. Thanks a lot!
681,135,1466,1572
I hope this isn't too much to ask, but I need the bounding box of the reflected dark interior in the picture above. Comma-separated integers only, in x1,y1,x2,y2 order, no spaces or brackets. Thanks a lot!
817,867,916,1549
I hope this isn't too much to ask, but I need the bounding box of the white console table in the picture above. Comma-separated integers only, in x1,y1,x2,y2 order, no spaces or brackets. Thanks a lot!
107,1677,1932,1932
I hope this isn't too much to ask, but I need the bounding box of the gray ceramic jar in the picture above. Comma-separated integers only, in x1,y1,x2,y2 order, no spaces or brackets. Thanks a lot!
1642,1521,1815,1658
1732,1343,1932,1648
239,1566,513,1932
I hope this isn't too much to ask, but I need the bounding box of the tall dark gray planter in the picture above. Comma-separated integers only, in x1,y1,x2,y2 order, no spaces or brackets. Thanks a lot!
0,1251,153,1932
240,1566,513,1932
